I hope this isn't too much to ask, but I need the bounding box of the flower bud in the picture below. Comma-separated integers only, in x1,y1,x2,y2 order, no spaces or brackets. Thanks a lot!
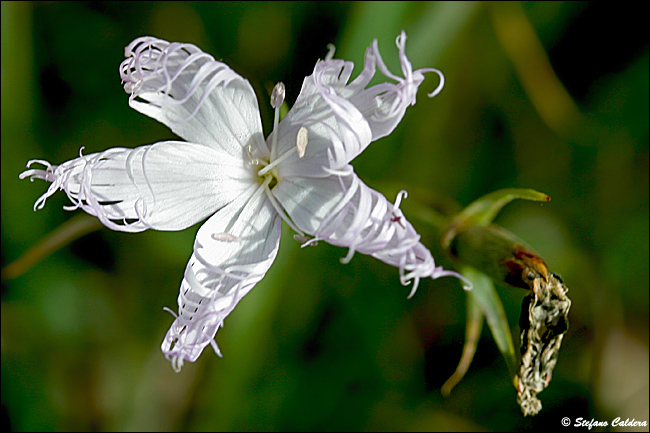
517,272,571,415
447,223,548,291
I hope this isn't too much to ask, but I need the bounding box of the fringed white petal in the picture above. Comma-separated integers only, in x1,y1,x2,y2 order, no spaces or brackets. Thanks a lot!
273,169,451,297
120,37,269,159
20,141,256,232
347,31,444,140
161,186,282,371
269,59,372,179
272,30,443,179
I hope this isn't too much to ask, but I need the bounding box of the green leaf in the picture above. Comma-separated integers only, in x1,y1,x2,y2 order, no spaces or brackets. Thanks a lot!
463,266,517,379
441,285,483,396
442,188,550,248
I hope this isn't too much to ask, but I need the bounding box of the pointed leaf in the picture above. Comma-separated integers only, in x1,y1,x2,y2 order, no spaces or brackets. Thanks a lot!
443,188,550,248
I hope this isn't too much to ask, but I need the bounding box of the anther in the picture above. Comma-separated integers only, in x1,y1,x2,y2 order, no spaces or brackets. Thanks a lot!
270,82,285,109
211,233,240,242
296,127,308,158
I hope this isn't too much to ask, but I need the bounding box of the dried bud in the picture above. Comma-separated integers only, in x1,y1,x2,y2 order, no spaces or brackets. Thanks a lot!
448,224,548,291
517,273,571,415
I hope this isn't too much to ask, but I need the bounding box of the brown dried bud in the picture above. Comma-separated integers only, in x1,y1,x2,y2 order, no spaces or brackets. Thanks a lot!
516,273,571,415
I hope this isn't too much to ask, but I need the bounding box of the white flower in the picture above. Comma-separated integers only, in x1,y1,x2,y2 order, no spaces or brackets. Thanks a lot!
21,31,461,371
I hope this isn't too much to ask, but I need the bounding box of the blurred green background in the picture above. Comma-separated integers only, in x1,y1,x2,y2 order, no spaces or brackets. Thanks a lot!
2,1,648,431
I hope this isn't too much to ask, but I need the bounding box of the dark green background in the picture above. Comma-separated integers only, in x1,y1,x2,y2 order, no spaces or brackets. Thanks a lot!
2,2,648,431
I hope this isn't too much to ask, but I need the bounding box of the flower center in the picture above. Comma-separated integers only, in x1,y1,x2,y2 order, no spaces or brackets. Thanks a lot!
251,83,308,191
245,150,278,190
266,172,278,190
256,126,307,180
243,83,310,240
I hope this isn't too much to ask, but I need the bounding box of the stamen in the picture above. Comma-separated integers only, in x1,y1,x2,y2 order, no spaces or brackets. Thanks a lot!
296,127,308,158
270,82,285,162
257,127,308,177
257,155,285,177
270,82,285,109
211,233,240,242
